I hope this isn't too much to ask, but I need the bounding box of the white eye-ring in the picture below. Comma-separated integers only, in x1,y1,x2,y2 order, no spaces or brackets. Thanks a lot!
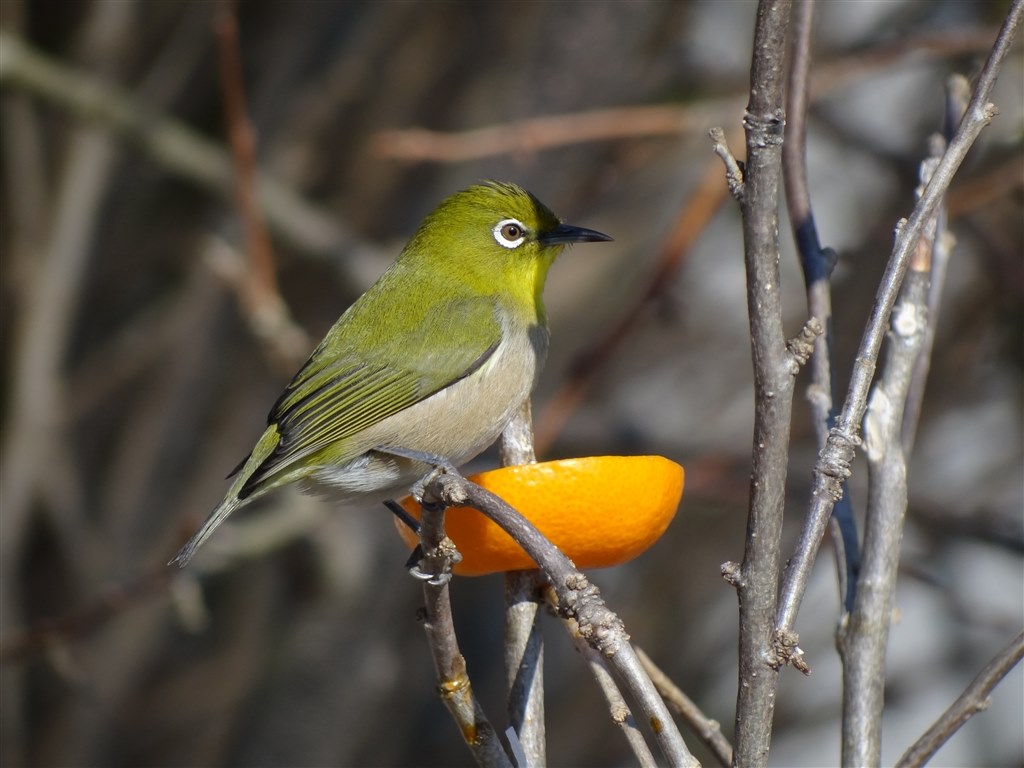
493,218,527,249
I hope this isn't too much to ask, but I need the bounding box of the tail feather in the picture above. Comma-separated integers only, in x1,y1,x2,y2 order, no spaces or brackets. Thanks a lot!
169,425,283,568
169,496,243,567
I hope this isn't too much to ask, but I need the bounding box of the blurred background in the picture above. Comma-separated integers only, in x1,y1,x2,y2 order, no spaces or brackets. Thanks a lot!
1,1,1021,766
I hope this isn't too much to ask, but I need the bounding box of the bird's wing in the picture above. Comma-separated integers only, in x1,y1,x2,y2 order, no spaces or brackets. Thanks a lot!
238,295,503,497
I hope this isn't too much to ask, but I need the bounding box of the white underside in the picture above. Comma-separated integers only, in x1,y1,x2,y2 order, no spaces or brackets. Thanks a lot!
306,317,545,500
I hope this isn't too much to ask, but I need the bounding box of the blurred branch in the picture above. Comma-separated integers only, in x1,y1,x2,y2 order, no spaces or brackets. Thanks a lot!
535,132,736,454
0,30,375,271
635,646,734,768
213,2,309,372
0,567,172,663
419,471,699,767
370,26,996,165
553,596,658,768
895,630,1024,768
372,101,740,162
720,2,795,766
778,0,861,628
499,404,546,767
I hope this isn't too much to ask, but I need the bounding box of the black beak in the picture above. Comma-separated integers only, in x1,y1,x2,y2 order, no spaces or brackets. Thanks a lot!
538,223,613,245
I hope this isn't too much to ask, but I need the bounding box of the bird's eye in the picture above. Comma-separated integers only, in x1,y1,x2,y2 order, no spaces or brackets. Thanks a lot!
493,218,527,249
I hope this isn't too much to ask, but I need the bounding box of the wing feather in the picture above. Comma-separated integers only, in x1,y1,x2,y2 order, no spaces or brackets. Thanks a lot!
238,296,502,498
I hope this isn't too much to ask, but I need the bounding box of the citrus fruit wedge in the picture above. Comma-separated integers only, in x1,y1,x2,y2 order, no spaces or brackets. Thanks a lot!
394,455,684,576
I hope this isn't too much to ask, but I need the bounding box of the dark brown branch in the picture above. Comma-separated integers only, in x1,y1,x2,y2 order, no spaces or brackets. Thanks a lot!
213,2,308,372
896,630,1024,768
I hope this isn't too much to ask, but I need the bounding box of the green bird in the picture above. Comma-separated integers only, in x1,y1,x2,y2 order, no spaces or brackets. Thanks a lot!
171,181,611,566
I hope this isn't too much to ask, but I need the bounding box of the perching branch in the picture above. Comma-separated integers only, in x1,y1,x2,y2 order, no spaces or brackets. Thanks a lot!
418,471,699,768
896,630,1024,768
416,503,512,768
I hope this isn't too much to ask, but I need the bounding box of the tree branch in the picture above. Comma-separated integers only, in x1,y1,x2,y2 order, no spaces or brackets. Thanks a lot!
636,646,734,768
417,503,512,768
896,630,1024,768
499,403,546,767
725,2,795,766
418,471,699,767
777,0,861,632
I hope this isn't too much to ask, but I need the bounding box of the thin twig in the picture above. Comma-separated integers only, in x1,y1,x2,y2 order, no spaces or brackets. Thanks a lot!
419,472,699,767
723,1,795,766
372,101,740,162
213,1,307,372
798,0,1022,696
777,0,861,628
369,26,996,165
896,630,1024,768
552,595,658,768
635,647,734,768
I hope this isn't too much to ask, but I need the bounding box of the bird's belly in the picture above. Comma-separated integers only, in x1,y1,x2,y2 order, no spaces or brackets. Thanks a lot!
309,325,544,499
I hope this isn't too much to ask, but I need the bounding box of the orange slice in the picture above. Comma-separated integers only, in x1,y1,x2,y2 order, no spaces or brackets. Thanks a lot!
394,455,684,576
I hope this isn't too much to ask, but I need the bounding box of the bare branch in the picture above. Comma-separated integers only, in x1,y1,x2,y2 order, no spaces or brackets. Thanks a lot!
554,595,659,768
636,646,734,768
896,631,1024,768
417,503,512,768
900,74,971,454
419,472,699,767
499,403,546,767
777,0,861,632
730,2,795,766
841,253,930,766
212,1,308,372
795,0,1022,697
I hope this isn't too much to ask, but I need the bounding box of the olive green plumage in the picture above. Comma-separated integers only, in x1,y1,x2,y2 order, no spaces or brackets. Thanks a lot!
171,181,611,566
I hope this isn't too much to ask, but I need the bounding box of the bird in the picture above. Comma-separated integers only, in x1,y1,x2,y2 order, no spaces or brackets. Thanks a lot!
170,181,611,567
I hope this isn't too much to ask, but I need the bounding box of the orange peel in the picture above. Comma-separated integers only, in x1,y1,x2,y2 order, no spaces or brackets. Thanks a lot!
394,455,684,576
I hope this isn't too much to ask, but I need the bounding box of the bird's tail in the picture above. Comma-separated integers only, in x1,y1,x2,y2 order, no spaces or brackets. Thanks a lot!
168,495,243,567
169,425,283,567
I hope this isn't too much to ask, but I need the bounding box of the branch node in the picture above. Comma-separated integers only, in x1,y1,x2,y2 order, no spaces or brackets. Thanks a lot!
742,108,786,148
